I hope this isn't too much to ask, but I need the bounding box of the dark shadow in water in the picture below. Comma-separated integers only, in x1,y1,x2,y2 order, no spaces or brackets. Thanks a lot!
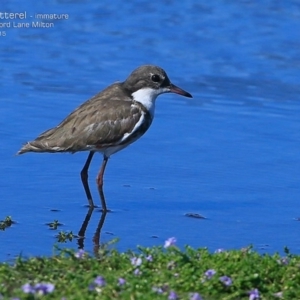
77,208,107,255
92,210,107,257
77,187,108,256
77,207,94,249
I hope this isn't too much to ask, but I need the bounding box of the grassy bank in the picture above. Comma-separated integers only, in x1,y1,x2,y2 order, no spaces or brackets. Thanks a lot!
0,238,299,299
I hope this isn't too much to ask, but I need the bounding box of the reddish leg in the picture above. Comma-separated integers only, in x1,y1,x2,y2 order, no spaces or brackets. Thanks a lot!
96,156,109,188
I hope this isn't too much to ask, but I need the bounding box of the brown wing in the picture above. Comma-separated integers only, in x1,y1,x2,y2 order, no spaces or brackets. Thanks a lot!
18,83,150,153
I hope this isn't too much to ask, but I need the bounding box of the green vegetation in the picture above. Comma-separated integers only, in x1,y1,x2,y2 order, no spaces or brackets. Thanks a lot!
46,220,63,231
0,216,14,230
1,215,299,299
0,239,299,299
56,230,76,243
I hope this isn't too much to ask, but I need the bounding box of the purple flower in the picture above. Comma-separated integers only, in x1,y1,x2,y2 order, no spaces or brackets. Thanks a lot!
35,283,55,295
118,278,126,286
189,293,203,300
249,289,260,300
134,268,141,275
205,269,216,279
146,254,153,262
168,290,178,300
88,284,96,291
219,276,232,286
130,257,142,267
22,283,54,295
75,249,85,259
164,237,177,248
94,276,106,287
89,276,106,291
215,248,225,253
22,283,35,294
277,257,289,265
152,287,163,294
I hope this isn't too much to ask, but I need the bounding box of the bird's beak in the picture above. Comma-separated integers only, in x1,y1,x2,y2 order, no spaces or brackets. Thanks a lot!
169,83,192,98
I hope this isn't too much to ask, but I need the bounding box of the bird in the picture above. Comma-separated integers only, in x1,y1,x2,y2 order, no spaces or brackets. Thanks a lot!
18,65,192,210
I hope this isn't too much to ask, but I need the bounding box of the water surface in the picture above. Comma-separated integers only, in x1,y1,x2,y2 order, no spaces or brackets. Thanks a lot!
1,0,300,261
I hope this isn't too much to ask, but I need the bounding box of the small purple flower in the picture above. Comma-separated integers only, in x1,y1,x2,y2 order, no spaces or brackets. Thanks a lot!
22,283,54,295
277,257,289,265
75,249,85,259
189,293,203,300
219,276,232,286
118,278,126,286
215,248,225,253
35,283,55,295
146,254,153,262
164,237,177,248
130,257,142,267
249,288,260,300
22,283,35,294
94,276,106,287
88,284,96,291
205,269,216,279
152,286,163,294
134,268,141,276
89,276,105,291
168,290,178,300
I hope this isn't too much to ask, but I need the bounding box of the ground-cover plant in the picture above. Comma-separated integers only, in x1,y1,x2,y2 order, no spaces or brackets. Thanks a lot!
56,230,76,243
0,216,14,231
46,220,63,230
0,238,299,299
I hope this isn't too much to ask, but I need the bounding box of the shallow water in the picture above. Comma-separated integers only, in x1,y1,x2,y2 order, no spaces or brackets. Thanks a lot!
1,0,300,261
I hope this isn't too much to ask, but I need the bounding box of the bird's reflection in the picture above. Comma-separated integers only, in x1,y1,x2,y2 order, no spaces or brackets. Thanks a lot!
77,187,108,256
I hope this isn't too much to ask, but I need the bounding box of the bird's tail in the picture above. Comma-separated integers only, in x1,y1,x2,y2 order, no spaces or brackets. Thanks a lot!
18,141,43,155
17,121,71,155
17,140,61,155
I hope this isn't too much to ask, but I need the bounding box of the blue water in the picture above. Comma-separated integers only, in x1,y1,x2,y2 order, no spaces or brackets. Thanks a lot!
1,0,300,261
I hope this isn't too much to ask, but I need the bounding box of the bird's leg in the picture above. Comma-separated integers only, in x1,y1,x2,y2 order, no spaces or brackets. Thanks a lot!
96,156,109,188
80,151,95,207
96,156,109,211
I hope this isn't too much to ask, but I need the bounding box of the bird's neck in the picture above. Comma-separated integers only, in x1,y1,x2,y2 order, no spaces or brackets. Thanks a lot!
131,87,159,119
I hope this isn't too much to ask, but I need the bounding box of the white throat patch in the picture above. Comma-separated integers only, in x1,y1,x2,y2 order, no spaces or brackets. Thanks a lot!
132,87,168,118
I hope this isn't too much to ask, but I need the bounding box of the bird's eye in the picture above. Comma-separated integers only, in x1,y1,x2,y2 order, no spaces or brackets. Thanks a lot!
151,74,161,82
